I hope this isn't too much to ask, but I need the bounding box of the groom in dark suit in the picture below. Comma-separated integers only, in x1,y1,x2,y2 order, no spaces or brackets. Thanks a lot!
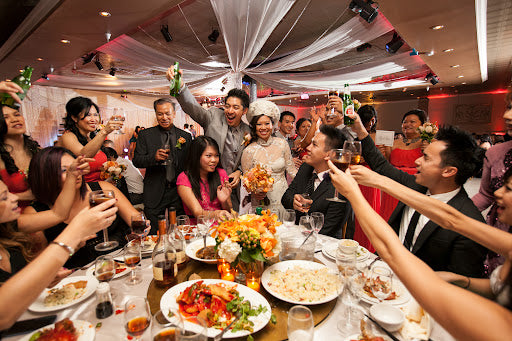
133,98,192,232
282,125,353,238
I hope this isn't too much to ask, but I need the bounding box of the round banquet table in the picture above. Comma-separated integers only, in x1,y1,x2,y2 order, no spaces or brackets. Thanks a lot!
6,232,456,341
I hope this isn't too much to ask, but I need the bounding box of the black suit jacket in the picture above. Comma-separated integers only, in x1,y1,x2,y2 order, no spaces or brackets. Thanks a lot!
361,135,487,277
133,125,192,208
281,163,352,239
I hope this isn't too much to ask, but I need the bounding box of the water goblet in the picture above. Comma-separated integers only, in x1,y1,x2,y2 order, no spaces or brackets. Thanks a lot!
90,190,118,251
370,266,393,302
152,309,183,341
298,215,313,237
111,108,126,135
283,209,296,228
197,214,215,254
310,212,324,234
287,305,314,341
124,297,151,340
95,255,115,283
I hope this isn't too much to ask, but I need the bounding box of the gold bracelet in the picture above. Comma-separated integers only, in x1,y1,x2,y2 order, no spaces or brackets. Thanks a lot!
51,241,75,257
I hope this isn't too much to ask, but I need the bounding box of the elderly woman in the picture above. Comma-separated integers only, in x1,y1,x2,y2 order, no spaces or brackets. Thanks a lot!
241,100,297,214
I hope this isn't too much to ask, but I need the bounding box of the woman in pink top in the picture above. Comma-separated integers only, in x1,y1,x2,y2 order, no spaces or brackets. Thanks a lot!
177,136,232,222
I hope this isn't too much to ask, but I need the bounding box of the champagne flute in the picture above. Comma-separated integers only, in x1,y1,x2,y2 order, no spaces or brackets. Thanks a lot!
283,209,296,228
131,212,147,247
95,255,115,283
326,149,352,202
370,266,393,302
124,297,151,340
90,190,118,251
124,241,142,285
310,212,324,234
197,214,215,255
287,305,314,341
112,108,126,135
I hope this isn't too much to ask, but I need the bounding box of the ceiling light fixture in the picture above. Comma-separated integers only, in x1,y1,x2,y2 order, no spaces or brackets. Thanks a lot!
450,64,460,68
160,25,172,42
36,57,43,61
60,39,70,44
430,25,444,30
94,55,103,71
425,72,439,85
208,29,220,43
443,48,454,52
82,52,96,65
457,75,464,78
461,82,466,84
99,11,111,17
386,32,404,54
356,43,372,52
349,0,379,24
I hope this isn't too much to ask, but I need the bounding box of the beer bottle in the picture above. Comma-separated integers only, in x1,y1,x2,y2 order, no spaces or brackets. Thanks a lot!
169,62,180,97
343,83,355,126
1,66,33,107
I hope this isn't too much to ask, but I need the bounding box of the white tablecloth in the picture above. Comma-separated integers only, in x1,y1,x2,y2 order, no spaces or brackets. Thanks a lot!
6,233,455,340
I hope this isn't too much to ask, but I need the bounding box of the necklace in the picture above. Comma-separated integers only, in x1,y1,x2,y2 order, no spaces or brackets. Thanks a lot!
402,137,420,146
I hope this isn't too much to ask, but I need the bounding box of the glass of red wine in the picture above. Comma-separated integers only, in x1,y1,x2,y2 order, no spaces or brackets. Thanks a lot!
327,148,352,203
90,190,118,251
124,241,142,285
124,297,151,340
94,255,115,283
131,212,148,247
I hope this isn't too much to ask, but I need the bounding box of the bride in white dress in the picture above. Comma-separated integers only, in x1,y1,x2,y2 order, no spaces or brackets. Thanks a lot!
241,100,297,215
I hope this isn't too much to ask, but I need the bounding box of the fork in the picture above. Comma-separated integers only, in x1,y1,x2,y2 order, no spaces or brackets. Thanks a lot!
214,301,246,341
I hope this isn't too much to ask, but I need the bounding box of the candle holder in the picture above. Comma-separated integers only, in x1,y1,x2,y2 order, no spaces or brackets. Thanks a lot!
217,258,231,276
221,268,235,282
246,271,261,291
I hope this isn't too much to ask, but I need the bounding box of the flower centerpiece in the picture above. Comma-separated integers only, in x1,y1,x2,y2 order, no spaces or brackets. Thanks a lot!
211,211,282,280
100,161,127,184
241,164,274,207
417,121,439,143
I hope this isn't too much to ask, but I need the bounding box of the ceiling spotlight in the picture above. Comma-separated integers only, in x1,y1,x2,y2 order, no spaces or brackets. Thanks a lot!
356,43,372,52
82,52,96,65
208,29,220,43
109,67,116,76
425,72,439,85
461,82,466,84
49,66,54,73
60,39,70,44
99,11,111,17
451,64,460,68
160,25,172,42
386,32,404,54
94,56,103,71
457,75,464,78
41,73,49,80
220,86,225,92
430,25,444,30
349,0,379,23
443,48,454,52
36,57,43,61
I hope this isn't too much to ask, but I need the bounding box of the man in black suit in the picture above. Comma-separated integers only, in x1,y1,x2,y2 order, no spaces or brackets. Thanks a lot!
282,125,353,238
133,98,192,232
349,115,487,278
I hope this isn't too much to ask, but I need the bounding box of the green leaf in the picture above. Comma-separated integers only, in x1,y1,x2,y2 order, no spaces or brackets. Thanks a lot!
251,251,266,262
238,249,253,263
270,313,277,324
247,335,254,341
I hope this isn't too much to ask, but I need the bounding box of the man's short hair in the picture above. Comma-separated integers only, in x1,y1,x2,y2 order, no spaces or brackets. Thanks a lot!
102,147,118,159
184,123,189,128
153,98,175,111
319,124,351,151
358,105,377,127
436,125,484,186
103,139,114,148
280,111,296,122
226,89,250,109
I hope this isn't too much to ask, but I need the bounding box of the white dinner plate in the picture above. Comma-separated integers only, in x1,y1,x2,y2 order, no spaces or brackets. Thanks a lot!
322,242,370,262
85,260,130,279
28,276,99,313
261,260,339,305
356,277,411,306
20,320,95,341
160,279,271,339
343,333,392,341
185,237,217,264
142,235,158,255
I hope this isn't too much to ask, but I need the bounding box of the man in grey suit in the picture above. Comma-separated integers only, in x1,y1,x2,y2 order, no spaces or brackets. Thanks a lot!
166,67,251,211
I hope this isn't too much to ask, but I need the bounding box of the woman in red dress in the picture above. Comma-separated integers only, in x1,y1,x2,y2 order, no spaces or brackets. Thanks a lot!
56,97,122,182
380,109,426,221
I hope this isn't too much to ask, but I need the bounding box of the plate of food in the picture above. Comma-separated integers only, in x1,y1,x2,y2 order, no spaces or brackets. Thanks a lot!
20,318,95,341
261,260,339,305
160,279,271,339
28,276,99,312
356,275,411,306
185,237,217,264
322,242,370,262
85,259,129,279
343,333,392,341
142,235,158,255
400,299,432,340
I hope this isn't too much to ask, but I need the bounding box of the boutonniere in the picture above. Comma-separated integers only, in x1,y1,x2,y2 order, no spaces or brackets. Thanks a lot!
176,137,186,149
241,133,251,147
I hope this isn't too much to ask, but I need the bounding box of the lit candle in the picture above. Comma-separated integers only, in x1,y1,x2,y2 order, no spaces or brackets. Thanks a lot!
246,274,261,291
221,269,235,282
217,259,231,275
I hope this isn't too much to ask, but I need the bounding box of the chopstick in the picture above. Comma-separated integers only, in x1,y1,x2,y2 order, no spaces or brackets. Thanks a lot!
364,313,400,341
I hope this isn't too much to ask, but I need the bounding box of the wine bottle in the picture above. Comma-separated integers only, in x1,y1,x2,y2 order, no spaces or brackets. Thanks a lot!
343,83,355,126
169,207,188,269
1,66,33,107
152,215,177,287
169,62,180,97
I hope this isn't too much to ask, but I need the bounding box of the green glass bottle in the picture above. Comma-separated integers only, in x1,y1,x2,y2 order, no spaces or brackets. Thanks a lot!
169,62,180,97
1,66,33,107
342,83,355,126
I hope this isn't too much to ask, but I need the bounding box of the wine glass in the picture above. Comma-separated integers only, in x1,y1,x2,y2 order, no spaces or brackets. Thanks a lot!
152,309,183,341
131,212,147,247
94,255,115,283
310,212,324,234
176,315,207,341
287,305,314,341
197,214,215,254
326,149,352,203
327,89,340,118
300,193,312,214
161,143,171,165
124,297,151,340
298,215,313,237
283,209,296,228
90,190,118,251
177,215,194,243
370,266,393,302
344,141,362,165
124,241,142,285
111,108,126,134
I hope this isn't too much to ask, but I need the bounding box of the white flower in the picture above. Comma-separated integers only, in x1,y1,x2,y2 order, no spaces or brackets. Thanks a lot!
217,239,242,263
108,166,116,173
425,125,433,133
114,167,122,176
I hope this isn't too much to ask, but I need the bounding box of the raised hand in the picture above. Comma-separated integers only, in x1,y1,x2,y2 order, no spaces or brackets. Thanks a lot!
349,165,381,188
217,181,232,203
165,65,184,88
0,81,23,104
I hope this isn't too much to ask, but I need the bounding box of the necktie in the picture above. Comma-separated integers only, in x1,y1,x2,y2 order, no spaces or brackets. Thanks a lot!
222,128,238,174
305,172,317,195
403,210,421,251
165,130,175,182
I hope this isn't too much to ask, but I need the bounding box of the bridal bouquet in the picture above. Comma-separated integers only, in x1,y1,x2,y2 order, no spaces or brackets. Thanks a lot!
100,161,127,182
417,122,439,143
241,164,274,194
211,211,281,264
